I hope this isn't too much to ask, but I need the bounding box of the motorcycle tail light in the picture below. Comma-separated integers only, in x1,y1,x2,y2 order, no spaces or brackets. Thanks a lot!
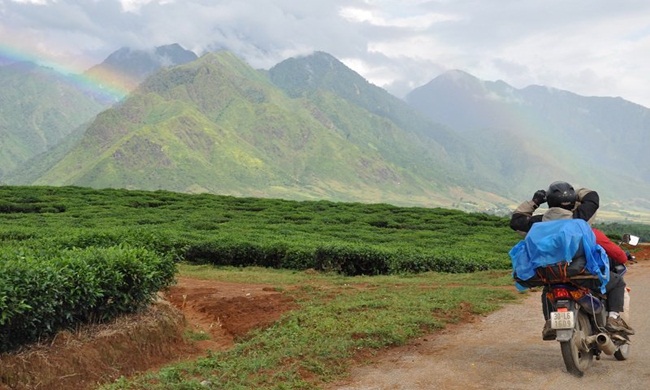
569,289,585,300
551,287,571,300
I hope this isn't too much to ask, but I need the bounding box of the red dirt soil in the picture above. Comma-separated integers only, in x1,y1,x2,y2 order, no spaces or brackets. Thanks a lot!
2,245,650,390
0,278,297,390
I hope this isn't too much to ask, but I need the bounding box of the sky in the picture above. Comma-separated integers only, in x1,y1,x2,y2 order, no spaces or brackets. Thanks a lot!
2,0,650,107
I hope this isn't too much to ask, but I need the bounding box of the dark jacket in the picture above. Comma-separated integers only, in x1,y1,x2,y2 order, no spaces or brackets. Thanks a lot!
509,188,599,233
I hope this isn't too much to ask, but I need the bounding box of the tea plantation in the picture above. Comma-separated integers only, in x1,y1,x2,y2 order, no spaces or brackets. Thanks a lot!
1,185,646,352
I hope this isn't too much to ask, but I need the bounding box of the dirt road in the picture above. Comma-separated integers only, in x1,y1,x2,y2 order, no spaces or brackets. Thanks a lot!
329,259,650,390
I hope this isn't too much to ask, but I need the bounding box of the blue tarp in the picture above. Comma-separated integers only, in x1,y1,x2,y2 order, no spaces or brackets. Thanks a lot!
509,219,610,292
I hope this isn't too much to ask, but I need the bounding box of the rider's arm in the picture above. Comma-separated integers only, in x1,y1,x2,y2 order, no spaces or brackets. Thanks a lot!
509,200,543,233
573,188,599,222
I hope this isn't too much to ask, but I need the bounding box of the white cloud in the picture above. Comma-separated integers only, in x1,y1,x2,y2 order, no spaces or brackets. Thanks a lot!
2,0,650,107
119,0,154,13
339,5,460,30
8,0,49,4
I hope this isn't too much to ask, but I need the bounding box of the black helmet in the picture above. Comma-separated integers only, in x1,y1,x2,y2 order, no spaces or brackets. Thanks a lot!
546,181,577,210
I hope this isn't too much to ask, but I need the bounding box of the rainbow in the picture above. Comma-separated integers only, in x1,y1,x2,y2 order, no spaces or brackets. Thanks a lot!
0,43,137,103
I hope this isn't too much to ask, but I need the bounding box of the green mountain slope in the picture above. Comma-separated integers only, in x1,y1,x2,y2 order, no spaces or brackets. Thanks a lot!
0,62,107,179
268,52,511,198
19,52,494,207
6,50,650,217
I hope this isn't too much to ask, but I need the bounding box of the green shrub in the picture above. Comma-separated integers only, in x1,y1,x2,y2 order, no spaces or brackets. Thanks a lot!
0,246,176,352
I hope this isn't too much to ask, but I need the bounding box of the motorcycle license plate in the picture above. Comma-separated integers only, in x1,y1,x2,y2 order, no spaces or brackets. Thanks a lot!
550,311,574,329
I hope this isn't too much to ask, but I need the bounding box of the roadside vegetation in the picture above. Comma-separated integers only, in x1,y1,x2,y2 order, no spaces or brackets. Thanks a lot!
105,265,516,390
1,185,647,389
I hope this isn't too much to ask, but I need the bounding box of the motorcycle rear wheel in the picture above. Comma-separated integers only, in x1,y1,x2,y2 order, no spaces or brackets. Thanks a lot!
560,311,594,377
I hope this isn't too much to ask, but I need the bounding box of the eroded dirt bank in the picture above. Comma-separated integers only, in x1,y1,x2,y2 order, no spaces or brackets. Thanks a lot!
0,279,296,390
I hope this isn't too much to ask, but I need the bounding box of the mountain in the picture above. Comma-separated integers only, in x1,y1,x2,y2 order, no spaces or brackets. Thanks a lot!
268,52,509,193
84,43,198,102
405,70,650,209
0,44,200,183
0,61,107,179
5,50,650,217
6,51,514,208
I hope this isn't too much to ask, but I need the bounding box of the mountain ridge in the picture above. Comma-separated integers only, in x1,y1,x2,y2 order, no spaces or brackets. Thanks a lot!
19,51,486,208
3,47,650,219
84,43,199,102
405,69,650,206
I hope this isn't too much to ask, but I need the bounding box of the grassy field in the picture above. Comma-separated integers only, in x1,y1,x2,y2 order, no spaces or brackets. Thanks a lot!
102,264,519,389
1,185,648,389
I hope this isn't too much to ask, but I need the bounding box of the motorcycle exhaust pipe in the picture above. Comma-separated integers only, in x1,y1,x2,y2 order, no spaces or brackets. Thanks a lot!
596,333,617,355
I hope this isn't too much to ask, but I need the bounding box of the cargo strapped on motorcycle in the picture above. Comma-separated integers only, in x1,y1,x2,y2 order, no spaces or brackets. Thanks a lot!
536,261,571,283
514,255,597,288
510,219,610,293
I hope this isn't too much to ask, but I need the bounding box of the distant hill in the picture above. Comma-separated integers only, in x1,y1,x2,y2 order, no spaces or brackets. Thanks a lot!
268,52,509,194
405,70,650,211
84,43,198,101
4,50,650,219
0,44,198,182
7,51,516,209
0,62,107,179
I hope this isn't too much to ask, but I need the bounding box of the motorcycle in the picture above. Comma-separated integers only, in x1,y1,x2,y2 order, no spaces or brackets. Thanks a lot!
546,234,638,377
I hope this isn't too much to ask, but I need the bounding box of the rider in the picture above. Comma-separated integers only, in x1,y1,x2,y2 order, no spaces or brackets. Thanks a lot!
510,181,634,338
592,227,630,267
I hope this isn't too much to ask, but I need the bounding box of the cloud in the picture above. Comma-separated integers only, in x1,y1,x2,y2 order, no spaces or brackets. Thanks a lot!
2,0,650,106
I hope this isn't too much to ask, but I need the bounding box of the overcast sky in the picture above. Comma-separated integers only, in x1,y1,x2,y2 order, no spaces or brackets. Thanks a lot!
2,0,650,107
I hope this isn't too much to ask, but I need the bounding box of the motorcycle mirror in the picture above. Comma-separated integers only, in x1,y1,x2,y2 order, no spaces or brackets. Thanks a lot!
623,234,640,246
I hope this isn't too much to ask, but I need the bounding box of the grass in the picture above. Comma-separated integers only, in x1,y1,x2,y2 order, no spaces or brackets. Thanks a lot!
100,264,521,389
1,185,644,389
183,329,211,342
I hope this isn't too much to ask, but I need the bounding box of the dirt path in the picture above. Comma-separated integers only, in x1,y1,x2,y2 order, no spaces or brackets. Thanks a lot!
328,257,650,390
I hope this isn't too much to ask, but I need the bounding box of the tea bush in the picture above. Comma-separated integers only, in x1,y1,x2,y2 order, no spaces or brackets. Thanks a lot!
0,245,175,352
